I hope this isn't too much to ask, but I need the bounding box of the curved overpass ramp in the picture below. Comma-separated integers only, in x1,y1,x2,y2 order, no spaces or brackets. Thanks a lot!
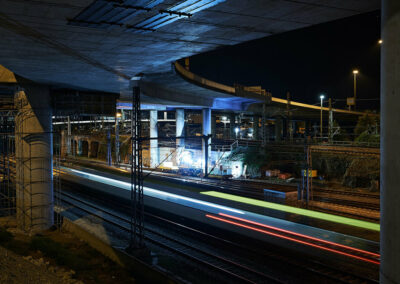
121,61,377,121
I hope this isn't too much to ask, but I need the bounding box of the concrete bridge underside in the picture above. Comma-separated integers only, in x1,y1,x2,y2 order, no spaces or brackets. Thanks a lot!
0,0,379,99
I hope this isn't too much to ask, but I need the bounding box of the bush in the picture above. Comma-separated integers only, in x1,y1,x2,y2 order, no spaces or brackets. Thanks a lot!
224,146,270,177
312,154,351,179
355,130,380,145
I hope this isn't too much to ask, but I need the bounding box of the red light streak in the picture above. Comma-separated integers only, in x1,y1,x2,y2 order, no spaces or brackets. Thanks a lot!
206,214,380,265
218,213,380,259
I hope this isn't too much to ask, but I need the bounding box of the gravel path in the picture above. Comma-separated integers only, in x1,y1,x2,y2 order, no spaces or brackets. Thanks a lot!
0,245,82,284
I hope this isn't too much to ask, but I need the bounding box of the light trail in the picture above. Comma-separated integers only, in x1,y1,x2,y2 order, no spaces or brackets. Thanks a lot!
218,213,380,258
61,167,379,264
206,214,380,265
202,191,380,232
63,167,245,215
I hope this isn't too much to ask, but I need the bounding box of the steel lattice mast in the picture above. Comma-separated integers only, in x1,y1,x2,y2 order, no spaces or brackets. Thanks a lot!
129,82,144,249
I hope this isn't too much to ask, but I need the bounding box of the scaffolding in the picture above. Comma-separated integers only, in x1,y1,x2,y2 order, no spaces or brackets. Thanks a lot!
0,112,15,218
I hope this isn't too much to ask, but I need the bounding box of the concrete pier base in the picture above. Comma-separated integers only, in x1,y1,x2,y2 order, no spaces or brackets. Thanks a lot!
176,109,184,147
211,113,216,138
381,1,400,283
14,85,53,232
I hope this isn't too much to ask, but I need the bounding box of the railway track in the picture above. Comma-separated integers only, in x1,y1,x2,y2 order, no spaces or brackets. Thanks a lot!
313,188,380,199
1,158,381,214
63,158,380,200
312,196,380,211
58,182,378,284
1,157,381,216
153,172,381,211
58,190,281,284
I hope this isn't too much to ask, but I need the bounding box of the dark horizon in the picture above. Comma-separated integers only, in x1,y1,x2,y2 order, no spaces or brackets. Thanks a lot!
189,11,381,111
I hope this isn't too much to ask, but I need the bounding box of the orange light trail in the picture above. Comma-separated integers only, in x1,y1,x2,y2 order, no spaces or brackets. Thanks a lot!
206,214,380,265
218,213,380,259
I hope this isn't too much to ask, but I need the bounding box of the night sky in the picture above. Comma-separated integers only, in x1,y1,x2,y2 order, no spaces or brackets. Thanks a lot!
189,11,381,111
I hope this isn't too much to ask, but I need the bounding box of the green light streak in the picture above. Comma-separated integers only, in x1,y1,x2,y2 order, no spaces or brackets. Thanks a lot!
201,191,380,232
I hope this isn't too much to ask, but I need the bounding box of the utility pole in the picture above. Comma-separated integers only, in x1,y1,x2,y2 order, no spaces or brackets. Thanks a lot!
286,92,292,142
353,69,359,110
320,95,325,139
128,79,144,250
204,135,209,177
67,116,71,156
115,112,120,166
262,103,266,146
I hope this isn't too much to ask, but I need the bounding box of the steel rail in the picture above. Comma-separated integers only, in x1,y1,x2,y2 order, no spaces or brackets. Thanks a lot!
58,191,280,284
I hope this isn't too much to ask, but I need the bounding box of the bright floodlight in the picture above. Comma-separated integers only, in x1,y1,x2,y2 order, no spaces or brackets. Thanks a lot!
181,151,192,164
378,39,383,44
235,127,240,134
320,94,325,100
353,69,359,74
116,112,122,118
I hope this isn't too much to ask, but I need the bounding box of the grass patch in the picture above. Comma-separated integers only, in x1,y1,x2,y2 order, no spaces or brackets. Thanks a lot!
0,227,137,283
30,236,85,271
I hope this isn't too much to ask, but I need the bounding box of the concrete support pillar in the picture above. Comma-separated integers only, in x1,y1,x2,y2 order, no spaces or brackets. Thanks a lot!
175,109,185,165
121,109,126,128
150,110,159,168
211,114,217,139
202,108,211,175
176,109,185,147
77,140,82,156
14,86,53,232
275,118,283,142
229,113,236,139
381,1,400,283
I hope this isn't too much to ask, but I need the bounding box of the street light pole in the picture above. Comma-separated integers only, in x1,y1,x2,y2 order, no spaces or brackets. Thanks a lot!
353,69,359,110
320,95,325,139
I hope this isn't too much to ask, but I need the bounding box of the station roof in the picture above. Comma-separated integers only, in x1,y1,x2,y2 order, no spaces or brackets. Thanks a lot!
0,0,379,101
